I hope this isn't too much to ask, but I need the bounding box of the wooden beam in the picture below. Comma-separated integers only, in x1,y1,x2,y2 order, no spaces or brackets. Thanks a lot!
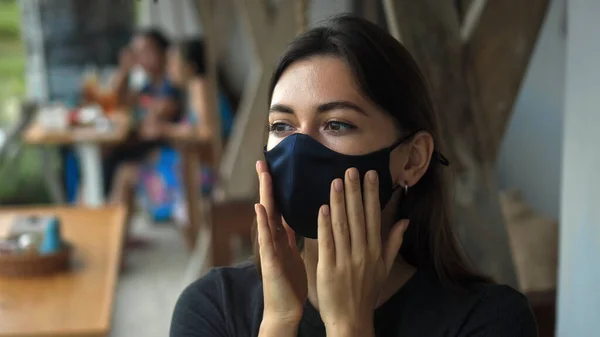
467,0,549,159
383,0,402,41
389,0,518,286
177,0,220,284
455,0,475,23
219,0,298,200
359,0,381,25
193,0,221,156
460,0,487,41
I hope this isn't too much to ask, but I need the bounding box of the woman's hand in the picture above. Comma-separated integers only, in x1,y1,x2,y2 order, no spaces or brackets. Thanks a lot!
139,116,165,140
164,123,194,140
255,161,308,334
316,168,409,337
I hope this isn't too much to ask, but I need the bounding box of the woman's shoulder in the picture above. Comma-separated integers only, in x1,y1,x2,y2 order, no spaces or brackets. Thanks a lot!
406,271,536,336
181,260,261,300
171,261,263,336
457,282,537,336
469,282,532,314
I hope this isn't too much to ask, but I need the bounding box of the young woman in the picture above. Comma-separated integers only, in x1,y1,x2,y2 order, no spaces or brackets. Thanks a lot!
170,15,536,337
159,39,234,244
166,39,233,146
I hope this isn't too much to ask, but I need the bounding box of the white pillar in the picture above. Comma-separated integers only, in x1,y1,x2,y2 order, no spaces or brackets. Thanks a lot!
76,144,104,207
557,1,600,336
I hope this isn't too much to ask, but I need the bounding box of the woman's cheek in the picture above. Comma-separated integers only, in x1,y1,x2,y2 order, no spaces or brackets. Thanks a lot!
266,136,283,151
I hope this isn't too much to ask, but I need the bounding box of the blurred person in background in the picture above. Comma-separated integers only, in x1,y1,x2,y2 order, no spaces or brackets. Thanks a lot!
165,38,233,191
170,15,536,337
104,28,182,243
108,37,236,249
164,38,234,248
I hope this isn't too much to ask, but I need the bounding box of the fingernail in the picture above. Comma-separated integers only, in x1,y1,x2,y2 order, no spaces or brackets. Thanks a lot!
334,179,343,192
348,168,359,181
254,203,260,213
321,205,330,216
368,170,378,183
256,161,260,171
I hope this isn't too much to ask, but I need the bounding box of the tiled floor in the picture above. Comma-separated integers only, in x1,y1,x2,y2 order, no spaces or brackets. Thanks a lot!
111,216,189,337
109,215,252,336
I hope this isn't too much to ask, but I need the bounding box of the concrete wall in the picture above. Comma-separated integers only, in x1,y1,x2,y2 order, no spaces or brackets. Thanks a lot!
556,0,600,335
495,0,566,220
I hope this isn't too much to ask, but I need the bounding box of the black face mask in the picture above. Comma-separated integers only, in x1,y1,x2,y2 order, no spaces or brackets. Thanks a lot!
264,132,425,239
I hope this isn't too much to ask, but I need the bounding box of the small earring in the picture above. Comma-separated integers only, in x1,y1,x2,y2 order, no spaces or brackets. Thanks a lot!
403,182,409,196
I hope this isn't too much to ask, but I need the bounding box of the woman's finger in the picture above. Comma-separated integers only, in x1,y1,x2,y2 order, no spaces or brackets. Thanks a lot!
383,220,409,275
255,203,275,261
318,205,335,266
330,178,350,262
258,164,284,243
364,170,382,257
344,168,366,257
282,218,300,256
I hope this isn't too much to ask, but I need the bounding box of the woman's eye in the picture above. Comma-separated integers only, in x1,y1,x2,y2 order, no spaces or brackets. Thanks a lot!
324,121,356,132
268,122,294,134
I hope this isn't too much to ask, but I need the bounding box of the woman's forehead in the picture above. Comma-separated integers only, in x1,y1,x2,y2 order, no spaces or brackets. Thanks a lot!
271,56,365,106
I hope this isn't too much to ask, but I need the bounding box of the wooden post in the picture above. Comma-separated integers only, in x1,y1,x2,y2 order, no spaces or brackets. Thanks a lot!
179,0,222,280
386,0,548,286
193,0,221,157
465,0,549,159
218,0,298,200
182,0,299,283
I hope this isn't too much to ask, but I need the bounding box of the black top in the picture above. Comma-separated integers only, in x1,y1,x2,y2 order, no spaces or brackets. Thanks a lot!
171,261,537,337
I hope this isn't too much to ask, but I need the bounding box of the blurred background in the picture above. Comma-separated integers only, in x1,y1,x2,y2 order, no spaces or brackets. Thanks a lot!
0,0,597,336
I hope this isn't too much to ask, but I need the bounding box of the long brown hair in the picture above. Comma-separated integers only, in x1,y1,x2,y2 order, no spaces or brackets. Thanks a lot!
253,14,491,287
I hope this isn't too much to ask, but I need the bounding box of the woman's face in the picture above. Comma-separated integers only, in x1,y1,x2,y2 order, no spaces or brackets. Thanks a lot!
268,55,435,258
132,35,164,75
268,56,404,165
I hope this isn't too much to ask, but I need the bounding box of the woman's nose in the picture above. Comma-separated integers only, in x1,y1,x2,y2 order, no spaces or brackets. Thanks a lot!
296,123,320,139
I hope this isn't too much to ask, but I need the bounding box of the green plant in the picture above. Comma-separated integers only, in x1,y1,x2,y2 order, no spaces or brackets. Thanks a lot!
0,0,50,204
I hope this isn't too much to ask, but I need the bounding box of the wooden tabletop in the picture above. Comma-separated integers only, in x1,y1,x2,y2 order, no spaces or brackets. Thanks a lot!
0,206,126,337
22,112,130,145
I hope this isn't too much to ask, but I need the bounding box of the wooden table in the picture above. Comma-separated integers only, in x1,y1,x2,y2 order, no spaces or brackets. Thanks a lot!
22,113,130,207
0,206,126,337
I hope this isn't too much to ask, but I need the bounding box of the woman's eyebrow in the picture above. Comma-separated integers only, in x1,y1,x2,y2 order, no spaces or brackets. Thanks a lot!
317,101,367,116
269,101,368,115
269,104,294,114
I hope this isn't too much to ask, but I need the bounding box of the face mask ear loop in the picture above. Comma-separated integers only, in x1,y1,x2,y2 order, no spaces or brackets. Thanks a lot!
387,130,420,152
388,129,451,167
390,181,409,195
